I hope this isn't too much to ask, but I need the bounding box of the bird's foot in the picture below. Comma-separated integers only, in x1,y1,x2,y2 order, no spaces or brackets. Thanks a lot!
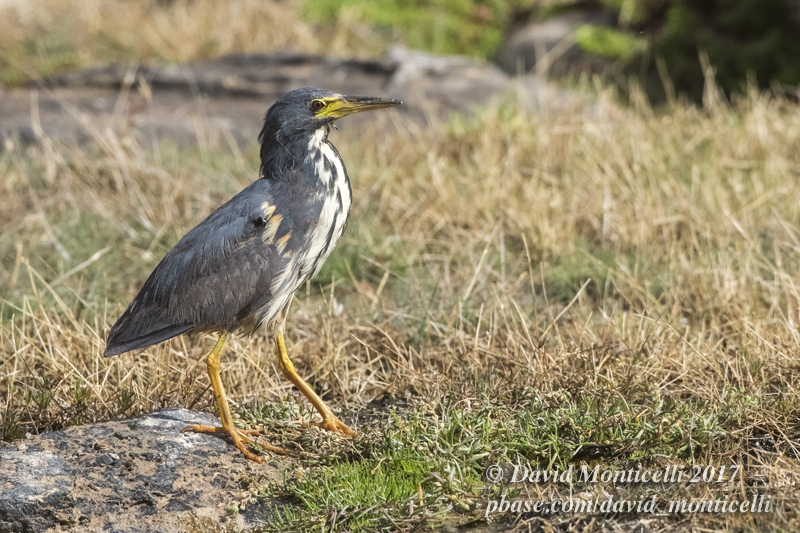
182,424,289,462
182,424,260,443
303,416,357,437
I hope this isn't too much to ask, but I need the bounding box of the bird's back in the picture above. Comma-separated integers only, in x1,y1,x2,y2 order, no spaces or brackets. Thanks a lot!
104,174,335,356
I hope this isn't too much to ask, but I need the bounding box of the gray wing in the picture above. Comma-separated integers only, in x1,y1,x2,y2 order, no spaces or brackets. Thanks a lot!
105,180,288,356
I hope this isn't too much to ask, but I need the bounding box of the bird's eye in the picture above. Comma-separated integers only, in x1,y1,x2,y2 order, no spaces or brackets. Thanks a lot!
311,100,325,112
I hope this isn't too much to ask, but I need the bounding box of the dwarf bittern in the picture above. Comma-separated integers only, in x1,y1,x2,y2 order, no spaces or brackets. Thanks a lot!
105,88,400,462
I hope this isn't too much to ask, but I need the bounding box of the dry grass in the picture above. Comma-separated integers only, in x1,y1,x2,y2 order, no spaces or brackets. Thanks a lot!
2,80,800,530
0,0,381,85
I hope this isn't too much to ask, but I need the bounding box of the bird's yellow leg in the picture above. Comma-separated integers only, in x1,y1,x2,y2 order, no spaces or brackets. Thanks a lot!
276,332,355,435
183,334,288,462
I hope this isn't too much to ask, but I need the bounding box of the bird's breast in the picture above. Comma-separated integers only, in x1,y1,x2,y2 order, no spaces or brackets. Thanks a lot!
252,131,353,331
303,135,352,279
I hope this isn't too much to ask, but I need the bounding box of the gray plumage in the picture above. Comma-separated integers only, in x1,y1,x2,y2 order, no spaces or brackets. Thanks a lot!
104,88,399,357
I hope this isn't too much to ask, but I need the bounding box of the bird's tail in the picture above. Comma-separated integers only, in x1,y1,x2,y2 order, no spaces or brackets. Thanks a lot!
104,313,193,357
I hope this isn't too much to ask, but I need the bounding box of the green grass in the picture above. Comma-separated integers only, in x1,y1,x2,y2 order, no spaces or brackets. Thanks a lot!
245,383,794,532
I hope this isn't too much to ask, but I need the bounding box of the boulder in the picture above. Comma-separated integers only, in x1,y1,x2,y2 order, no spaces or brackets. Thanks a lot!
0,408,293,533
0,48,583,149
494,11,611,76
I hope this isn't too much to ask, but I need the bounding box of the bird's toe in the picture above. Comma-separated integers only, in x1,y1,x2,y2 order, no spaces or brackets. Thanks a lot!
307,416,357,437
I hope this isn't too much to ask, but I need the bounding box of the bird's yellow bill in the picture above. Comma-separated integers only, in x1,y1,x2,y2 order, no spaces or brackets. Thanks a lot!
315,95,401,119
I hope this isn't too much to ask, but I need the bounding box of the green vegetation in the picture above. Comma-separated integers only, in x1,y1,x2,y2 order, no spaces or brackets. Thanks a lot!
247,384,793,531
302,0,522,58
575,0,800,101
574,24,646,61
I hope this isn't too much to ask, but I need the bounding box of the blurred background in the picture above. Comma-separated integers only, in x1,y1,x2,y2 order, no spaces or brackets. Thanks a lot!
2,0,800,102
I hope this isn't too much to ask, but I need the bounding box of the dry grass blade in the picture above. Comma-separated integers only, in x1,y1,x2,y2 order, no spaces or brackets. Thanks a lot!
1,77,799,530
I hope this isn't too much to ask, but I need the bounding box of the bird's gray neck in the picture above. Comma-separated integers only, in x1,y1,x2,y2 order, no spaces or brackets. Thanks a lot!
259,123,331,181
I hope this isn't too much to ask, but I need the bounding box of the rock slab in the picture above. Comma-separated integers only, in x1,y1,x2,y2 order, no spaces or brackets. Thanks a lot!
0,408,292,533
0,48,580,149
494,11,611,75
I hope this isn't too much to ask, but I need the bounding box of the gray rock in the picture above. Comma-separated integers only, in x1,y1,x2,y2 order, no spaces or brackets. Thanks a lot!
0,408,294,533
494,11,611,75
384,46,512,118
0,450,73,532
0,48,583,149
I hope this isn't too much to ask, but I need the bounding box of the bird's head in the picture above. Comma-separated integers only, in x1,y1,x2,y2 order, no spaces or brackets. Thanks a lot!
258,87,401,178
263,87,400,138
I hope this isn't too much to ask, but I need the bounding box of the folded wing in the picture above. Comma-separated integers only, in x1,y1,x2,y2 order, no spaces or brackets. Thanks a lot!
105,181,283,356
